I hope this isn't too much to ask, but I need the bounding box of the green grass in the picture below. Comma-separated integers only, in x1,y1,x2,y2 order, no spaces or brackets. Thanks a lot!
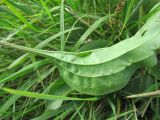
0,0,160,119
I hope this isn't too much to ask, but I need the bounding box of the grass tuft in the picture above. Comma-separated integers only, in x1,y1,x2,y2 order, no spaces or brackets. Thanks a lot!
0,0,160,119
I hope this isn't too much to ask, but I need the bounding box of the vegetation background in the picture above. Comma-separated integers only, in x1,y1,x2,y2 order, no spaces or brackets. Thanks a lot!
0,0,160,119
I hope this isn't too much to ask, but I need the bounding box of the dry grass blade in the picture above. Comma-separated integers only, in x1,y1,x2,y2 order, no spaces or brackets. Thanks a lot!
126,90,160,98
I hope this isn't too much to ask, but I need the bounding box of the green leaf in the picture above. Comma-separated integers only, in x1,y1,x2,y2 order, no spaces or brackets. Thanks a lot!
3,0,37,31
73,15,113,51
40,0,53,21
0,59,50,85
1,87,99,101
151,62,160,80
31,102,79,120
124,73,154,94
0,66,56,115
8,27,79,69
46,79,73,110
0,5,160,95
79,40,108,51
60,0,65,51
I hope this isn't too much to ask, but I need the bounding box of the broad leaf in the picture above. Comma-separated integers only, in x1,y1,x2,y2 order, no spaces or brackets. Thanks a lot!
0,5,160,95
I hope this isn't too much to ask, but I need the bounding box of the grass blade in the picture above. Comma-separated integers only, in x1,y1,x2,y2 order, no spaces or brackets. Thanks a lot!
60,0,65,50
73,15,112,51
3,0,37,31
0,66,56,115
1,87,99,101
40,0,53,21
0,60,50,85
8,27,80,69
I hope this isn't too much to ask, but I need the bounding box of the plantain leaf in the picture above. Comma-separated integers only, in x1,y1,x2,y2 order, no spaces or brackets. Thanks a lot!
129,0,160,23
46,79,73,110
79,40,108,52
124,73,154,94
151,62,160,80
46,40,108,109
128,0,160,33
0,4,160,95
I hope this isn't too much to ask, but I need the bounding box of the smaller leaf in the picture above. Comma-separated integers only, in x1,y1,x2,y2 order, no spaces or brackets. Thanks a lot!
151,62,160,80
46,79,73,110
124,73,154,94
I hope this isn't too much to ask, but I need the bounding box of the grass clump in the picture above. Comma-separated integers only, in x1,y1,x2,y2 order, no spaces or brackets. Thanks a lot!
0,0,160,119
